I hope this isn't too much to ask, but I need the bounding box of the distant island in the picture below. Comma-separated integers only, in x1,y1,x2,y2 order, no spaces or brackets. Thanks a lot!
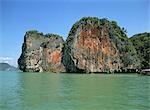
0,63,18,71
18,17,150,73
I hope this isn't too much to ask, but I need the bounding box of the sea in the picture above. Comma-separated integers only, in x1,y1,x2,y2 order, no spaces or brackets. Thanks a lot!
0,71,149,110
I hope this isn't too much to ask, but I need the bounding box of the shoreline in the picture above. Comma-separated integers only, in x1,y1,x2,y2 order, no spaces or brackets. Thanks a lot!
2,71,149,76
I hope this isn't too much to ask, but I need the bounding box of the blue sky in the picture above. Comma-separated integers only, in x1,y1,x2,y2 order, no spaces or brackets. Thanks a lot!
0,0,149,66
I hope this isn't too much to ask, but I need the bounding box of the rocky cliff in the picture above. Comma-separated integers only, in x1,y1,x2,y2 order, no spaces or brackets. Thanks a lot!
18,30,65,72
130,32,150,69
18,17,141,73
62,17,140,73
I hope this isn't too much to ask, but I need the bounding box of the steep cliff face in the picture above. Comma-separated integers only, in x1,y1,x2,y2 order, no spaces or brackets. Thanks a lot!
18,30,65,72
18,17,141,73
130,32,150,69
62,17,140,73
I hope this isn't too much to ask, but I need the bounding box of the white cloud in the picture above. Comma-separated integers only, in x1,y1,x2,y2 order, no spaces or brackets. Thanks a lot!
0,57,17,67
0,57,13,60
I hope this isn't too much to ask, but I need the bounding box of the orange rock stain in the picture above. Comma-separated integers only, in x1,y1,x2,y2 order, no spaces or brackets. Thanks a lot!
50,50,61,64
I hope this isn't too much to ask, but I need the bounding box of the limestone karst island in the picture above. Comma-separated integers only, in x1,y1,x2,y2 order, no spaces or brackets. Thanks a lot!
18,17,150,74
1,0,149,109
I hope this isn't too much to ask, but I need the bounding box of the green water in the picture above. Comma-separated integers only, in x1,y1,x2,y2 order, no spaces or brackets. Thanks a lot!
0,71,149,110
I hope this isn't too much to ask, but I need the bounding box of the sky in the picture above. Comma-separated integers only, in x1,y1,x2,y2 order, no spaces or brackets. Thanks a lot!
0,0,149,66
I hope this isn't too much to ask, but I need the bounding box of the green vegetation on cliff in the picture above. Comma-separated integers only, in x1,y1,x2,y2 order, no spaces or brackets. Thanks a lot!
110,20,140,68
130,32,150,69
66,17,140,71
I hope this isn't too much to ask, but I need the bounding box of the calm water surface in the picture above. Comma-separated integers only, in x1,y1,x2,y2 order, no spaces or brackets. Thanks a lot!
0,71,149,110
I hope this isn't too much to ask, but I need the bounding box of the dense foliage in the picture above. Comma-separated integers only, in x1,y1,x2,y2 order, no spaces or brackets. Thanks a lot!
130,32,150,69
110,20,140,68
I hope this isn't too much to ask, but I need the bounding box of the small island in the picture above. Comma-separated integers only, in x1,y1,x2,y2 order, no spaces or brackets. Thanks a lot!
0,63,18,71
18,17,150,74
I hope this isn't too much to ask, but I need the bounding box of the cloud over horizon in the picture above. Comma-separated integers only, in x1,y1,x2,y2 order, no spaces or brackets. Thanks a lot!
0,57,17,67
